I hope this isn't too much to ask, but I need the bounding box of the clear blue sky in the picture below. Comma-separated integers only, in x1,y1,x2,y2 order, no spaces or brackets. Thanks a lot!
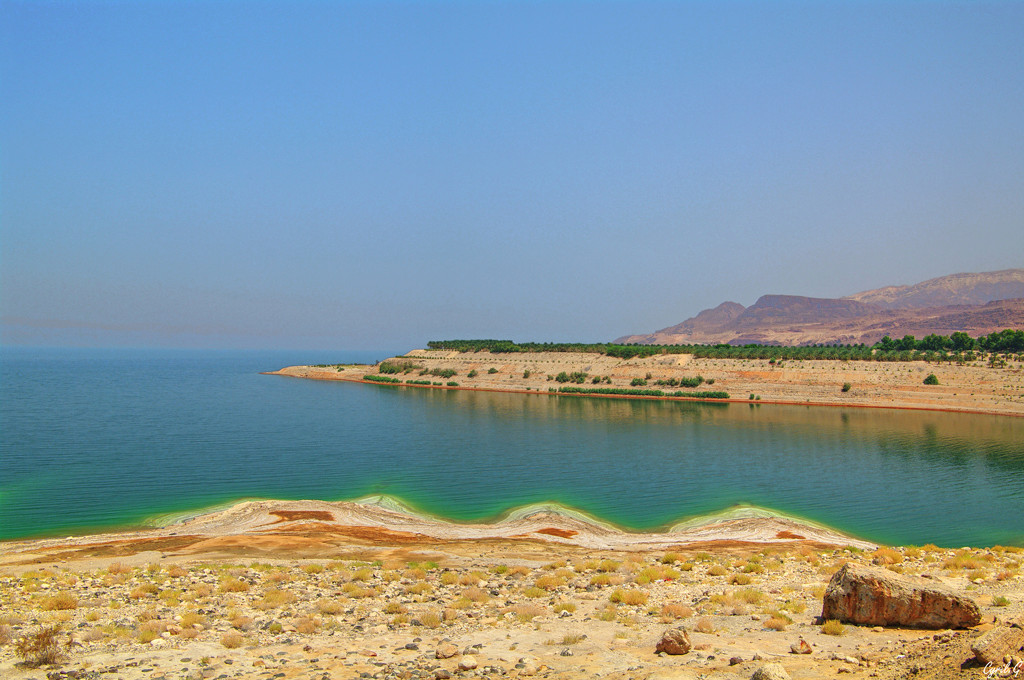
2,1,1022,351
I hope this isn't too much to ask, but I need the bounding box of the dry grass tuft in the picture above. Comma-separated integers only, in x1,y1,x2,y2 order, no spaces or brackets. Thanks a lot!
40,592,78,611
872,547,903,565
418,611,442,628
609,588,648,606
510,603,547,623
219,576,249,593
257,588,296,609
317,599,345,615
659,602,693,622
220,631,244,648
15,626,69,667
534,574,565,591
695,617,715,634
821,619,846,635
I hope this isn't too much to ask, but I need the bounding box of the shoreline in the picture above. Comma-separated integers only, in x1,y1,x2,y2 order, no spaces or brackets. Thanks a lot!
2,499,1021,680
267,348,1024,418
0,498,878,564
272,372,1024,418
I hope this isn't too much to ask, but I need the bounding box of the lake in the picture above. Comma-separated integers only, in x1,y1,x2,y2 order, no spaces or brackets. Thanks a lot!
1,347,1022,546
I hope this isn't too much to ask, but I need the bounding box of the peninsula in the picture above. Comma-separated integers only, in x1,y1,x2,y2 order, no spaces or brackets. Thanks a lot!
270,342,1024,417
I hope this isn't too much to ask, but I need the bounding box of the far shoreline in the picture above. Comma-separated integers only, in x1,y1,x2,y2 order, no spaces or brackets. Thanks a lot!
266,347,1024,418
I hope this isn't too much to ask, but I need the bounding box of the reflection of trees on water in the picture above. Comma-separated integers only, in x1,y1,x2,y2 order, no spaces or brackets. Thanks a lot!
362,383,1024,545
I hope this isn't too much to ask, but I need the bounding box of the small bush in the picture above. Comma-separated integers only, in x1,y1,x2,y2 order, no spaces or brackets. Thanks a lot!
15,626,69,667
419,611,443,628
923,374,939,385
221,631,244,648
993,595,1011,607
821,619,846,635
695,617,715,633
523,370,532,378
659,602,693,621
446,381,459,387
841,382,852,392
488,367,498,374
219,576,249,593
609,588,648,606
41,592,78,611
467,369,478,378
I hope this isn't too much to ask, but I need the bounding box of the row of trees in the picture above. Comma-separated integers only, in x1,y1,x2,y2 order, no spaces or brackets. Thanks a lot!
427,329,1024,362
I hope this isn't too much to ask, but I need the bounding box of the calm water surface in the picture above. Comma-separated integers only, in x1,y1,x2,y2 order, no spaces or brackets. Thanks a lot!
2,347,1022,546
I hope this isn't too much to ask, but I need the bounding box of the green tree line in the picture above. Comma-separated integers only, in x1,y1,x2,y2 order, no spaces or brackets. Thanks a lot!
427,329,1023,362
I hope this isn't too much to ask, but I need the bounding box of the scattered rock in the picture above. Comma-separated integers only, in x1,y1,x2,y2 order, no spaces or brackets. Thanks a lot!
457,655,478,671
655,626,692,655
822,562,981,629
435,643,459,659
789,638,812,654
751,663,791,680
972,618,1024,665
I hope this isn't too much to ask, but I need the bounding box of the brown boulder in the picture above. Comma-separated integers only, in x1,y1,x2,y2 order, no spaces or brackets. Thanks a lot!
972,618,1024,665
655,627,692,655
822,562,980,629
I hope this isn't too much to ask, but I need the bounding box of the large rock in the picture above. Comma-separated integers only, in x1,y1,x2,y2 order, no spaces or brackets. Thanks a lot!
822,562,980,629
751,663,791,680
972,618,1024,665
655,627,692,655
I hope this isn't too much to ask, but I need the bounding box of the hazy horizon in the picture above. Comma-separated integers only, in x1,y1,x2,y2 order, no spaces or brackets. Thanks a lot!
3,2,1023,351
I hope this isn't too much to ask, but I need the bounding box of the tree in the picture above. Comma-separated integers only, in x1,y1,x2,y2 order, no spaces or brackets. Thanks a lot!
949,331,974,352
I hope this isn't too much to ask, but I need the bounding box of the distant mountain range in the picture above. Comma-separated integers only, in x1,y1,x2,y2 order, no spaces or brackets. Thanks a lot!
615,269,1024,346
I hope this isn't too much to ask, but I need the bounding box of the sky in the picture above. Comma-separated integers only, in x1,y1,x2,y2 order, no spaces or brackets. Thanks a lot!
2,1,1023,351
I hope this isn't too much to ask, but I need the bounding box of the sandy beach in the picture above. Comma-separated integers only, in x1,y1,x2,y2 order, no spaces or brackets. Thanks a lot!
269,349,1024,418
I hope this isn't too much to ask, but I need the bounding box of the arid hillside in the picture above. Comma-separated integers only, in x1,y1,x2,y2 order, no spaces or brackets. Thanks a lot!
616,269,1024,346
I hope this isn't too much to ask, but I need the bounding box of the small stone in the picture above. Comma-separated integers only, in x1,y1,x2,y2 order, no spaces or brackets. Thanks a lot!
559,648,572,657
435,643,459,659
457,656,477,671
789,638,812,655
730,656,744,665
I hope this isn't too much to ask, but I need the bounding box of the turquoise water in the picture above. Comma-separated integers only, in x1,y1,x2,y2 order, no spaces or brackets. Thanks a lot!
1,347,1023,546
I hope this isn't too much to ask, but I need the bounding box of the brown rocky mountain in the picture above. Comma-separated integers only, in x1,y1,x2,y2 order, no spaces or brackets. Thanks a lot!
615,269,1024,346
843,268,1024,309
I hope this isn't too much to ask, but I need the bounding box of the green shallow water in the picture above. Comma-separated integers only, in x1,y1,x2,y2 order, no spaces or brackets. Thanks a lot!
2,347,1023,546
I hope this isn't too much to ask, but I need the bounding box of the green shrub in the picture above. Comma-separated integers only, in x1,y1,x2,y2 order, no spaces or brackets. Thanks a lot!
467,369,478,378
523,370,532,379
446,381,459,387
923,374,939,385
841,382,852,392
378,360,422,374
364,375,401,384
630,377,648,386
487,367,498,374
